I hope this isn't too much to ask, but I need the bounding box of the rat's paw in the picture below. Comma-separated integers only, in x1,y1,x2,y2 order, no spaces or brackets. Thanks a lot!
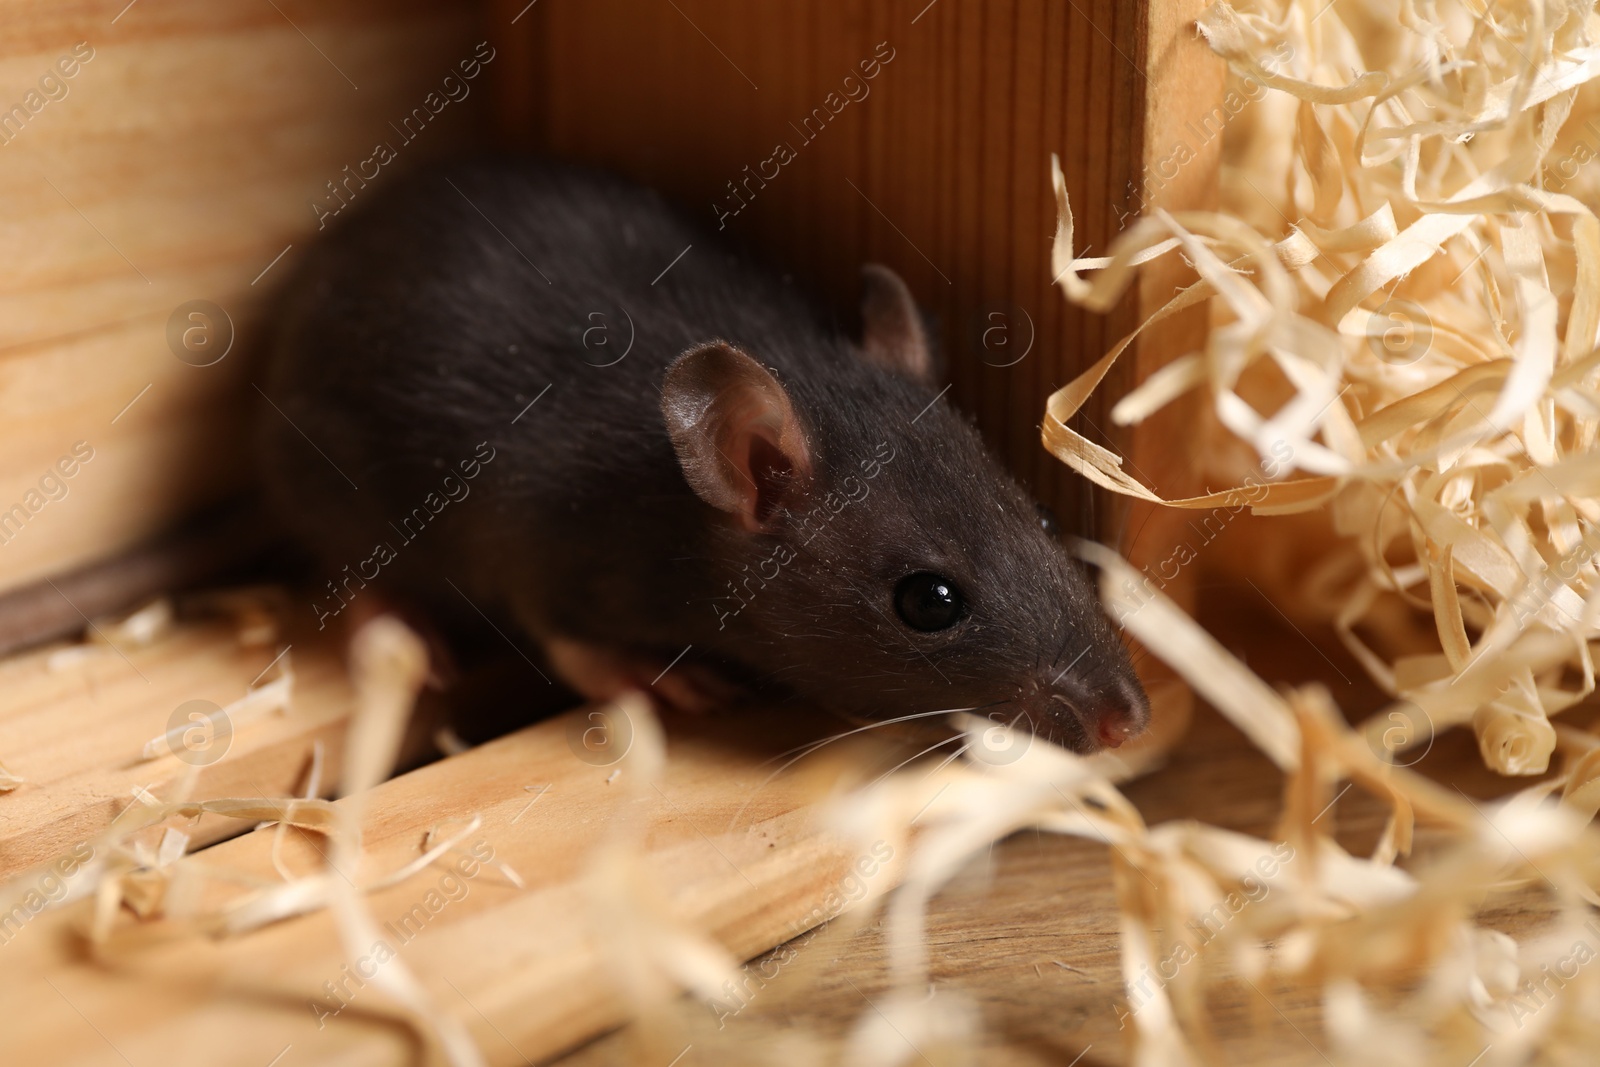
545,638,737,715
649,662,743,715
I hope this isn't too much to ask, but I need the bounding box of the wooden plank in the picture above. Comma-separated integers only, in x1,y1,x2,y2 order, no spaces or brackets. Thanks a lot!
0,0,485,595
1101,0,1231,760
0,606,362,878
0,502,276,659
0,596,1553,1067
0,701,886,1067
1115,0,1228,559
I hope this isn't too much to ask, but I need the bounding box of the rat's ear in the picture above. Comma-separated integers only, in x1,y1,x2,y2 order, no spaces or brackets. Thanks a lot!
857,263,938,385
661,341,813,532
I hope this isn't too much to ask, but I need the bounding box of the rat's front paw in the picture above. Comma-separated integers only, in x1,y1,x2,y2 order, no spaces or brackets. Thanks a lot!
648,660,746,715
544,638,739,715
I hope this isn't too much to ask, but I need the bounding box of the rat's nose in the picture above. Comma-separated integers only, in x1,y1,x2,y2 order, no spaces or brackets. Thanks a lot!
1093,674,1150,748
1042,672,1149,752
1095,711,1133,748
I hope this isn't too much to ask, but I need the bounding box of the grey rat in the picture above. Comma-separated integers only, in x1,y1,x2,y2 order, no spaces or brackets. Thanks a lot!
256,158,1148,753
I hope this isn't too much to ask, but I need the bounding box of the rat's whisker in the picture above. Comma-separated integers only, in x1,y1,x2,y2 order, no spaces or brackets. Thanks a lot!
725,704,982,834
754,698,1008,770
866,731,964,788
1120,504,1156,562
924,740,971,780
754,706,970,765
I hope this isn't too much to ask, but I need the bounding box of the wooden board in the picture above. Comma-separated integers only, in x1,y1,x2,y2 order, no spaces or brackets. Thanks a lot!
0,606,356,879
0,673,885,1067
0,0,486,596
0,590,1563,1067
1115,0,1228,594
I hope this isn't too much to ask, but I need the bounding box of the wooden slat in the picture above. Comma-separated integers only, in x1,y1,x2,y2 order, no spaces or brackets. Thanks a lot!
0,0,484,595
0,608,361,878
0,701,887,1067
1117,0,1228,558
0,503,277,659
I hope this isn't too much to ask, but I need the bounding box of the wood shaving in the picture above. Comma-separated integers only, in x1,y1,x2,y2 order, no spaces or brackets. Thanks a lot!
44,584,283,677
323,615,485,1067
433,725,470,756
92,597,174,649
45,597,177,673
181,585,288,648
584,692,743,1061
1044,0,1600,779
839,988,978,1067
137,666,292,762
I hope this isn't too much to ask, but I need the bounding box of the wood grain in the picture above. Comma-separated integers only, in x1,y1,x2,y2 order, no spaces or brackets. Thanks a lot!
0,0,485,596
0,606,358,878
0,5,1401,1065
0,681,889,1067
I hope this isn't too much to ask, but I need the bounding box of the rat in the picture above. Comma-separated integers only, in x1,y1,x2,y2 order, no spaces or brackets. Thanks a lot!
256,157,1149,754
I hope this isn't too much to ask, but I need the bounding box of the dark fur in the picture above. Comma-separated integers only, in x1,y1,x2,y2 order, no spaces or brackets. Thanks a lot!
257,157,1147,751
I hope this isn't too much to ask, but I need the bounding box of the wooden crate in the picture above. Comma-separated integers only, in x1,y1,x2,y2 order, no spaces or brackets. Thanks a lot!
0,2,1230,1065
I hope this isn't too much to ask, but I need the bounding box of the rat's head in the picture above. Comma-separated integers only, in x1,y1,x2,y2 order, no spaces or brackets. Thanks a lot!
660,265,1148,754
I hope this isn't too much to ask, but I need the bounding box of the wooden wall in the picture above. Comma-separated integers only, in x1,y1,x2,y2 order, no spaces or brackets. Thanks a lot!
492,0,1223,550
0,0,1225,663
0,0,486,596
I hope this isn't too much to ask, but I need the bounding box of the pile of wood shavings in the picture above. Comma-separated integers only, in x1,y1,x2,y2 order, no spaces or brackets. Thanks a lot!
1048,0,1600,779
821,549,1600,1066
774,3,1600,1063
822,2,1600,1062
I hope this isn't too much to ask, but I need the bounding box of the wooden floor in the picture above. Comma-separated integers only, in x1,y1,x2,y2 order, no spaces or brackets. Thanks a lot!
557,595,1566,1067
0,586,1568,1067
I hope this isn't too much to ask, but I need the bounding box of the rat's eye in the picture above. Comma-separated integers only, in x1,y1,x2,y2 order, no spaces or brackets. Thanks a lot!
1036,503,1061,539
894,572,966,632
